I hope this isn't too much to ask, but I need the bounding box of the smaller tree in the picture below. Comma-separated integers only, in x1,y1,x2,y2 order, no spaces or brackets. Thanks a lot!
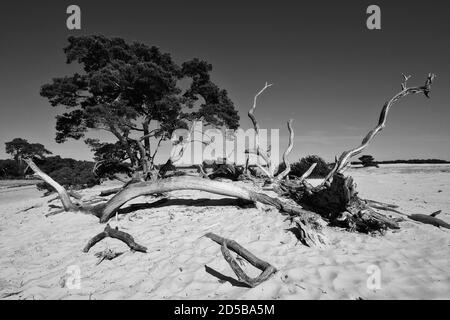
5,138,52,176
359,155,379,168
5,138,52,161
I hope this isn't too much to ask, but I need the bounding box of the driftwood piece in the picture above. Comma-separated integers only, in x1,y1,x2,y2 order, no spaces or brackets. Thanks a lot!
94,249,123,265
205,233,277,288
288,216,328,248
45,208,65,217
246,82,274,178
408,213,450,229
274,119,294,182
83,224,147,253
15,203,43,214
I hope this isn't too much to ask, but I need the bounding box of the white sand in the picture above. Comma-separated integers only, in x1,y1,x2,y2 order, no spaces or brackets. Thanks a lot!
0,164,449,300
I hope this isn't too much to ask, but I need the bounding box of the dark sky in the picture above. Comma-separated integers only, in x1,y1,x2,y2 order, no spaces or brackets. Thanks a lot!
0,0,449,162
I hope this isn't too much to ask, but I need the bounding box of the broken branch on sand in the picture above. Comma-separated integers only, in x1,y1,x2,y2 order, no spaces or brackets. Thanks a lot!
83,224,147,253
205,233,277,287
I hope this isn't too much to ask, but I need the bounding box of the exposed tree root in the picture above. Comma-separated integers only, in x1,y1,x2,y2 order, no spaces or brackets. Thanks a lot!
83,224,147,253
205,233,277,288
279,173,399,233
287,216,329,248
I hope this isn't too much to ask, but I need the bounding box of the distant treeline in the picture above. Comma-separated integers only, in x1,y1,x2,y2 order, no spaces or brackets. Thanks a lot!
351,159,450,165
0,156,99,192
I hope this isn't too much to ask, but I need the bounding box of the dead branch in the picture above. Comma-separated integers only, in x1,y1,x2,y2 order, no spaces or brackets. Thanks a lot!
364,199,399,209
94,249,123,265
83,224,147,253
299,163,317,181
288,216,328,248
246,84,297,183
23,158,77,211
274,119,294,182
325,74,436,182
205,233,277,287
15,203,43,214
408,213,450,229
45,208,65,217
246,82,274,178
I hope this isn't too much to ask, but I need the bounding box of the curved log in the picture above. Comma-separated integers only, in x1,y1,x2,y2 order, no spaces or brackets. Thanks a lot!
98,176,321,223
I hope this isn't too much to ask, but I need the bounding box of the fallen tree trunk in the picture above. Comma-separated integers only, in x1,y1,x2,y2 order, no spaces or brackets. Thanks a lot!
98,176,320,223
205,233,277,287
25,158,328,247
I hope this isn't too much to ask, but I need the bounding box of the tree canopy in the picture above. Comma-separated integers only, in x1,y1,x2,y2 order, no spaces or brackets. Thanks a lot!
5,138,52,161
41,35,240,177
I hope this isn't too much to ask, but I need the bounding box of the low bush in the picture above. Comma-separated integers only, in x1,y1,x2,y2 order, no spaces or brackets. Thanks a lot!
287,155,331,179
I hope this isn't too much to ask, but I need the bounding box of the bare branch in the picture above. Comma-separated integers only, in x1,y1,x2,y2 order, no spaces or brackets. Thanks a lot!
247,83,274,176
274,119,294,182
23,158,76,211
327,74,436,181
299,163,317,181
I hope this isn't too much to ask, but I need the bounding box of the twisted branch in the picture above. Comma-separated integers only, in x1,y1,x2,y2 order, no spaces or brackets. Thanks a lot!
325,74,436,182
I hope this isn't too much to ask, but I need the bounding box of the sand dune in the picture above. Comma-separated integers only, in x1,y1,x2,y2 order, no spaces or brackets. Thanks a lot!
0,164,449,300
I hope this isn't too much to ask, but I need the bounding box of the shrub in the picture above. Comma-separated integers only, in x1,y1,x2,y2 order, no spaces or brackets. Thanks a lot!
288,155,331,178
35,157,100,192
358,155,379,168
0,159,22,179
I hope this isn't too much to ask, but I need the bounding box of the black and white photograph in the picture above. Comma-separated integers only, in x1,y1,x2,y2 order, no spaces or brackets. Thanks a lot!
0,0,449,306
